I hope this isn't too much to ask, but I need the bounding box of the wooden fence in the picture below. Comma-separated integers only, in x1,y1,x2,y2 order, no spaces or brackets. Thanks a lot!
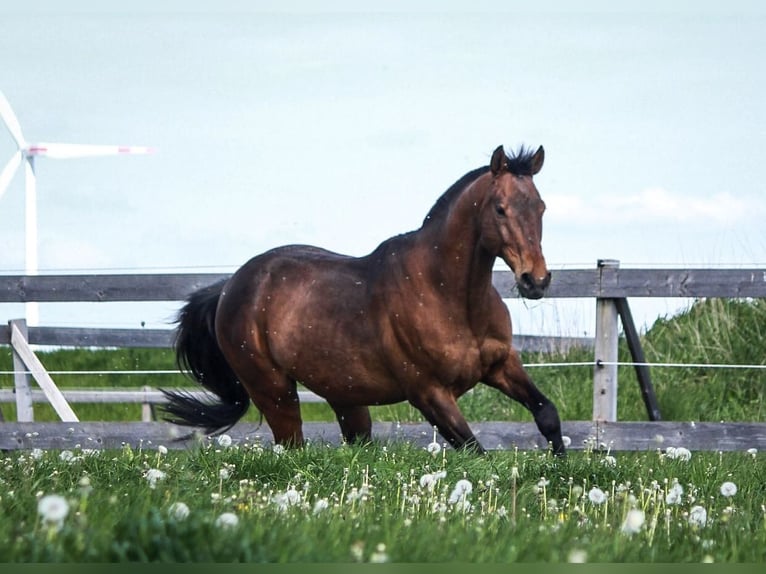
1,260,765,451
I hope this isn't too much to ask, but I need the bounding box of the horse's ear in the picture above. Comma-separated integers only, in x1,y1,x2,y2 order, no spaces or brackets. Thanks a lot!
490,145,507,175
530,145,545,175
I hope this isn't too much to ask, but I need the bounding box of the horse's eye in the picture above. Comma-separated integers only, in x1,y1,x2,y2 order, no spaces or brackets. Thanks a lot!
495,205,506,217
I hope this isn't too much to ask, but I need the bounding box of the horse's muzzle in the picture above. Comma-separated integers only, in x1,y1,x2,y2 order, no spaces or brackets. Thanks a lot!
517,271,551,300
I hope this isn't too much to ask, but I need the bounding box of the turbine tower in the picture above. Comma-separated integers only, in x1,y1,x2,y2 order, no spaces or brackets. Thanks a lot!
0,91,153,325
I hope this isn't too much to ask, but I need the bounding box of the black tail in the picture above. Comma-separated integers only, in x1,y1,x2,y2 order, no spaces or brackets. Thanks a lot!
161,280,250,435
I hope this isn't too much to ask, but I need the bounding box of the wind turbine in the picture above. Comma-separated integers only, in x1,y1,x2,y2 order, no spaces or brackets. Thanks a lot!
0,90,153,325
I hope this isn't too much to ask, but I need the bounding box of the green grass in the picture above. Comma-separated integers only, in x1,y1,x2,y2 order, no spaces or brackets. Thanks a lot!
0,442,763,562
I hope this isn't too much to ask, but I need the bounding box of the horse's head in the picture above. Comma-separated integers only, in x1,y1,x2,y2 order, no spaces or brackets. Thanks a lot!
480,144,551,299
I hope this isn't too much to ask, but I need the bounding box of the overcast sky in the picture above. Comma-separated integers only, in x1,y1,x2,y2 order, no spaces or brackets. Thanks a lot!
1,0,764,335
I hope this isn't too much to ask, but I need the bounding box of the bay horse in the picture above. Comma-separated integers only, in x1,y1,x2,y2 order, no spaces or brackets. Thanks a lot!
162,145,565,455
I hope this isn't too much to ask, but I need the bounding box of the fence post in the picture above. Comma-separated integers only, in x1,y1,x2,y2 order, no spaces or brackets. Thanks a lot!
593,260,619,422
141,385,152,422
10,319,35,422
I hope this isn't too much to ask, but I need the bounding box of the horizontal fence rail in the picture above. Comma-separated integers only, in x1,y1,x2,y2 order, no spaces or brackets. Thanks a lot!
1,267,766,303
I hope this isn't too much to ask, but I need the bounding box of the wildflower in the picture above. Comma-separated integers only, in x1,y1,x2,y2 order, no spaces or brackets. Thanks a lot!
567,549,587,563
216,434,232,448
562,435,572,448
448,479,473,504
59,450,74,462
273,487,302,511
587,487,607,505
30,448,44,460
168,502,190,521
219,467,232,480
419,472,444,491
215,512,239,529
350,541,365,562
746,448,757,458
602,455,617,467
312,498,329,514
144,468,167,489
369,543,389,563
157,445,168,455
426,441,441,456
37,494,70,530
272,444,285,455
688,505,708,528
620,509,645,535
666,482,684,505
720,481,737,497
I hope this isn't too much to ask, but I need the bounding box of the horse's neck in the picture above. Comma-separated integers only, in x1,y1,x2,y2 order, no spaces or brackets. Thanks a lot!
417,175,495,302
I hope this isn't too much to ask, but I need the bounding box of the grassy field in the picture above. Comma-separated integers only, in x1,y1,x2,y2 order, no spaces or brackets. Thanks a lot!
0,440,763,562
0,298,765,562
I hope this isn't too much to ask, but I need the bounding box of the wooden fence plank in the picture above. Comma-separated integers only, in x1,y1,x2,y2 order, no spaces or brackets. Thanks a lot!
1,421,764,452
2,268,766,304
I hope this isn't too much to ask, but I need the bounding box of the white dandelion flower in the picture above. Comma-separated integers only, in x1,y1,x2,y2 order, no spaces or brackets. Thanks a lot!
720,481,737,497
38,494,70,527
426,441,441,456
419,472,446,491
59,450,74,462
688,505,708,528
312,498,329,514
369,543,389,563
216,434,233,448
587,487,607,505
272,444,285,455
567,549,587,563
562,435,572,448
746,448,757,458
157,445,168,455
144,468,167,489
448,479,473,503
219,468,231,480
602,455,617,467
214,512,239,529
620,509,645,535
666,482,684,505
168,502,190,521
30,448,44,460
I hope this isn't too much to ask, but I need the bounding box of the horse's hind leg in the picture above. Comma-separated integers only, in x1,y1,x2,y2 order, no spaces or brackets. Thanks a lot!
329,404,372,445
237,368,305,447
485,350,565,456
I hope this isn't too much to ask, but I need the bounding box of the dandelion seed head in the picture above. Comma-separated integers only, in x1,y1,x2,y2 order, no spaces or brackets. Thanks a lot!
216,434,233,448
587,487,607,505
568,549,588,563
37,494,70,526
214,511,239,529
688,505,708,528
144,468,167,489
620,509,645,535
168,501,190,520
312,498,329,514
720,481,737,497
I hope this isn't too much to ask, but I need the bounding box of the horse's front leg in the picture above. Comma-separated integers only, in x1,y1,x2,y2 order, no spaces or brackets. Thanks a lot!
485,350,566,456
407,386,486,454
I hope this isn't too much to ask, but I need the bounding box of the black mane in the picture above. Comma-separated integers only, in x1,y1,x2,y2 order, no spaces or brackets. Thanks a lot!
422,145,538,227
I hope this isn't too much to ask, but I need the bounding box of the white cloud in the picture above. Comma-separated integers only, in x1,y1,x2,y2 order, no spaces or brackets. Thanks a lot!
546,187,760,226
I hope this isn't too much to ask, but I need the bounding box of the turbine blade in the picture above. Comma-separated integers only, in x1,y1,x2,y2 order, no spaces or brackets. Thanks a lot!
27,142,154,159
0,91,27,148
0,151,22,198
